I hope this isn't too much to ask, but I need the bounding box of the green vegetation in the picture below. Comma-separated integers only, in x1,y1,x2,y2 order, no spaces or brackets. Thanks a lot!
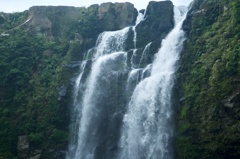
76,6,102,38
0,28,72,158
177,0,240,158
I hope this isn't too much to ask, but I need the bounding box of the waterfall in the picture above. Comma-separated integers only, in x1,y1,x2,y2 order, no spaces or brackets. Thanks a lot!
67,26,130,159
133,12,144,48
139,42,152,67
73,62,87,105
67,61,87,158
94,27,130,58
118,7,187,159
74,52,127,159
67,4,188,159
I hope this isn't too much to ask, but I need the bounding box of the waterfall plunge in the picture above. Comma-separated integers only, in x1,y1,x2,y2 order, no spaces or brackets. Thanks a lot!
118,7,187,159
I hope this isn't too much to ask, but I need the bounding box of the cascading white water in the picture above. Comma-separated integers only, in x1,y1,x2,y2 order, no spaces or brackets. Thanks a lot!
133,12,144,48
73,62,87,105
118,6,188,159
126,68,142,99
74,52,127,159
67,61,87,158
67,27,130,159
94,27,130,58
67,4,188,159
139,42,152,67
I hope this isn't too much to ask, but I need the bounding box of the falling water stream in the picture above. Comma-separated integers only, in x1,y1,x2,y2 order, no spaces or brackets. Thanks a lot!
67,23,130,159
118,7,187,159
67,6,188,159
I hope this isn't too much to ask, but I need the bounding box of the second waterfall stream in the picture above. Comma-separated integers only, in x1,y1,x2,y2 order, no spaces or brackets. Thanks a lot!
67,6,188,159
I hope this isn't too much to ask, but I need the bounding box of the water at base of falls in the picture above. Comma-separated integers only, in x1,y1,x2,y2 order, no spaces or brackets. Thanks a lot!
67,7,188,159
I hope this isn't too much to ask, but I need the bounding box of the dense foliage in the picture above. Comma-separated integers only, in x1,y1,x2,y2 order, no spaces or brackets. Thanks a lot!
177,0,240,158
0,27,71,159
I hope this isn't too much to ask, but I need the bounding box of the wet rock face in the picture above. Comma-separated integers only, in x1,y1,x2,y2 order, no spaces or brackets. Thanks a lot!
17,135,29,152
98,2,138,30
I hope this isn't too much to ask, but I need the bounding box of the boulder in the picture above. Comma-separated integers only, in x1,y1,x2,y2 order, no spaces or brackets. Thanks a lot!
17,135,29,158
17,135,29,152
58,85,67,100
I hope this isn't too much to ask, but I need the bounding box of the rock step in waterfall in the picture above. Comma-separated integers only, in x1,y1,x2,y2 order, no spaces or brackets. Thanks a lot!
67,2,188,159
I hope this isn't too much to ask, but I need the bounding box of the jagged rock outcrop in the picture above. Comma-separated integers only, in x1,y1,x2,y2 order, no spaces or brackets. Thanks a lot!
17,135,29,158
